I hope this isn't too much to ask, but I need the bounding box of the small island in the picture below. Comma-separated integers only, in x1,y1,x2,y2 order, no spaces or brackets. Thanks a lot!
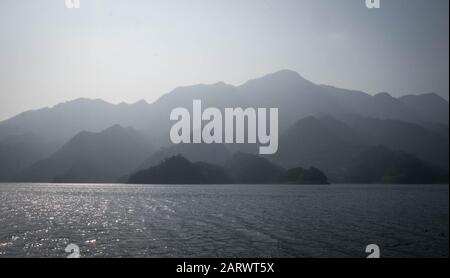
127,153,330,185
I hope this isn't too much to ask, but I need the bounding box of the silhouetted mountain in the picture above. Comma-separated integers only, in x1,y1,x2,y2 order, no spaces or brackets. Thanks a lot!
399,93,449,125
343,146,449,184
238,71,350,131
0,70,448,184
340,115,449,169
286,167,329,185
237,70,449,130
0,133,56,181
128,155,232,184
129,153,330,185
1,70,447,150
0,98,154,145
276,115,449,182
423,123,449,139
226,152,286,184
17,125,153,183
275,116,365,181
195,162,234,184
143,82,250,145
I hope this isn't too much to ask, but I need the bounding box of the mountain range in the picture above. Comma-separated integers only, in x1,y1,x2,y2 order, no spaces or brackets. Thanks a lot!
0,70,448,184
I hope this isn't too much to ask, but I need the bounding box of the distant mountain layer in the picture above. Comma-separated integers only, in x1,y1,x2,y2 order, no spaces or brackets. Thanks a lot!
0,70,448,184
0,70,447,146
275,115,448,182
11,114,444,184
343,146,449,184
0,133,56,181
17,125,153,183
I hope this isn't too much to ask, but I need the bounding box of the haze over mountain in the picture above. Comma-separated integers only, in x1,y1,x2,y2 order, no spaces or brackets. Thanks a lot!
275,116,366,181
17,125,153,183
0,133,55,181
0,70,448,184
1,70,447,145
275,115,449,182
0,98,153,143
144,70,449,145
343,145,449,184
399,93,449,124
339,115,449,169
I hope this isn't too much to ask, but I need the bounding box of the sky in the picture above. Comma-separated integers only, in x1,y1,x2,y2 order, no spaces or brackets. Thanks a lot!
0,0,448,121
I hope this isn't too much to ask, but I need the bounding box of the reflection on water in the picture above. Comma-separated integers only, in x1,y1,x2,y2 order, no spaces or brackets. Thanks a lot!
0,183,448,258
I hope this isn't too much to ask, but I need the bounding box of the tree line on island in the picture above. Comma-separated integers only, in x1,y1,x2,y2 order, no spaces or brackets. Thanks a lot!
126,146,448,185
127,153,329,185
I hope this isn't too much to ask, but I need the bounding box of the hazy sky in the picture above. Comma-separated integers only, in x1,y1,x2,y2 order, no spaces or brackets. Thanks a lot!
0,0,448,121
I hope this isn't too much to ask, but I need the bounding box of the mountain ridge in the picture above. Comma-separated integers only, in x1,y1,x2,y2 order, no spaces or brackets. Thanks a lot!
0,70,448,184
16,125,154,183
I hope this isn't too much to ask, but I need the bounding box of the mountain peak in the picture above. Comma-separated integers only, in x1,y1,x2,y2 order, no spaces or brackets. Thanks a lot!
423,92,447,101
62,98,109,105
102,124,139,136
52,98,112,110
272,69,304,78
104,124,125,131
374,92,394,99
258,69,311,82
69,125,137,143
171,81,234,93
240,69,314,89
132,100,149,106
